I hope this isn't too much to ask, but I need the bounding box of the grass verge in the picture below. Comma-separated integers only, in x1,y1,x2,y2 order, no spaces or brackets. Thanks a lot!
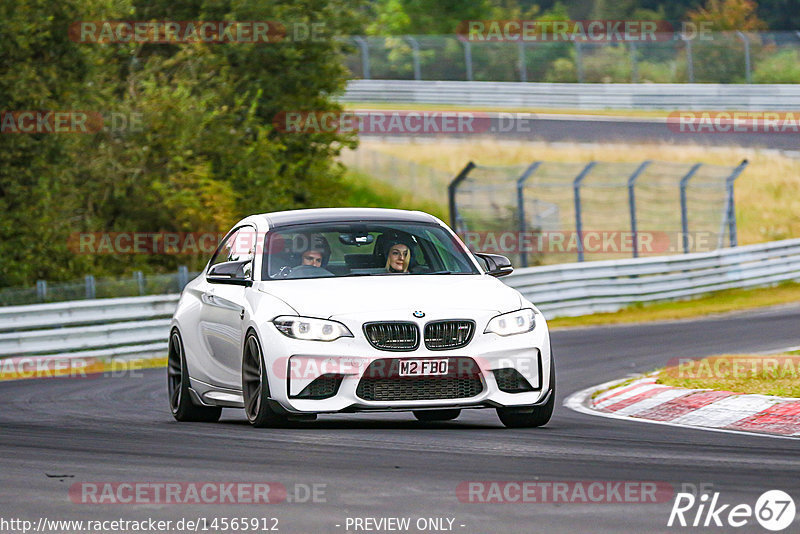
548,281,800,328
656,351,800,397
341,169,448,221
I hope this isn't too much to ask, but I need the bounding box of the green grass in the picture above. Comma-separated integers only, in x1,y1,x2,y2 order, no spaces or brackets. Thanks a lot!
549,281,800,329
340,169,448,221
656,352,800,397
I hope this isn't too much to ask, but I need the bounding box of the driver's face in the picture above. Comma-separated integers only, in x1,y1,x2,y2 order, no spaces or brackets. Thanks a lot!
301,250,323,267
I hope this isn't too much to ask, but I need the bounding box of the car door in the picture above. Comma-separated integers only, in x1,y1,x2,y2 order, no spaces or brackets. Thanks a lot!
198,226,256,389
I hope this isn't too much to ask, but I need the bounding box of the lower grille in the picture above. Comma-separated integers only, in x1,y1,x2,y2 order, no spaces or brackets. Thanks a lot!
356,357,484,401
493,368,535,393
364,322,419,351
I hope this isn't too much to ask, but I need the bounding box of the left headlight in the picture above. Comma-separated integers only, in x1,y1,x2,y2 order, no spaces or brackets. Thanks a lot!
484,308,536,336
273,316,354,342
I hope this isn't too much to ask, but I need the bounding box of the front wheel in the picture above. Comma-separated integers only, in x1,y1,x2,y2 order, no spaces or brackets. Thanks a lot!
496,357,555,429
413,409,461,422
167,330,222,422
242,331,287,428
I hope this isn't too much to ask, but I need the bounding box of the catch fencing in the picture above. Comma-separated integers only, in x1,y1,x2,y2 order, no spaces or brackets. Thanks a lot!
0,267,196,307
449,159,748,267
1,238,799,364
344,32,800,85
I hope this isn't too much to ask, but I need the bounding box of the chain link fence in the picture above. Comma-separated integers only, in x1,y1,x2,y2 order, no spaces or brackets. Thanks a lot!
449,159,747,266
344,32,800,84
0,267,198,307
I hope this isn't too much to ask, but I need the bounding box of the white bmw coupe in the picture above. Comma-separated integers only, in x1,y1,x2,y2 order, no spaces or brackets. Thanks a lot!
168,208,554,428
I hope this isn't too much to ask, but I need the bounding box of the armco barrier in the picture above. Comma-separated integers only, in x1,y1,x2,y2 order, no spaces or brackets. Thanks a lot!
1,238,799,362
342,80,800,111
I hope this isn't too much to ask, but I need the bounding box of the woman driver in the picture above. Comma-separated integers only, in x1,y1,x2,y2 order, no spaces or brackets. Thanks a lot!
385,241,411,273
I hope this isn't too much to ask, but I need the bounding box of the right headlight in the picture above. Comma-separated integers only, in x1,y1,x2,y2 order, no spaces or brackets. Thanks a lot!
273,316,353,342
484,308,536,336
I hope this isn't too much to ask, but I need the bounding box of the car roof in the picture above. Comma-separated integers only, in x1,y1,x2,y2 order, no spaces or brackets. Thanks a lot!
257,208,440,229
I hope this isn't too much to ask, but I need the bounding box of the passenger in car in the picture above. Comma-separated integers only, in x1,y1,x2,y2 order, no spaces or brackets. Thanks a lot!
385,241,412,273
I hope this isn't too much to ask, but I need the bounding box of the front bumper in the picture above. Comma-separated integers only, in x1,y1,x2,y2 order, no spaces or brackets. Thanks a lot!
261,311,553,414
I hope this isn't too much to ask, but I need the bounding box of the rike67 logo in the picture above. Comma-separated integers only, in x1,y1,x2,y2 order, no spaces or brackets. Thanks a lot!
668,489,795,531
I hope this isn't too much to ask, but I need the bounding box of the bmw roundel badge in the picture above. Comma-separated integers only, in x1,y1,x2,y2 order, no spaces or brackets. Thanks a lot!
413,311,425,318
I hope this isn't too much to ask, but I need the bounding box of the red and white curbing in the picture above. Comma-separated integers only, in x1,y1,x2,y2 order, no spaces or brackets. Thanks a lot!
566,374,800,439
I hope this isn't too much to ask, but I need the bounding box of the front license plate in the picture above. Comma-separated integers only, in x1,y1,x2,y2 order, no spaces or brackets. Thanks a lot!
398,359,449,377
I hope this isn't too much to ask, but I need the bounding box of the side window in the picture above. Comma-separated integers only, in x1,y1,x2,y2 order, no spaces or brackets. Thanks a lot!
208,226,256,279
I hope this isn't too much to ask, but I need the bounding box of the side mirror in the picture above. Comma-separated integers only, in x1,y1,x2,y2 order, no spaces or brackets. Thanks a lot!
207,259,253,286
474,253,514,277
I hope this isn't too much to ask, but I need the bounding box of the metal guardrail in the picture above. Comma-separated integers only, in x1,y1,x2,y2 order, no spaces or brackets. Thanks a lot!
1,238,799,362
505,238,800,317
342,80,800,110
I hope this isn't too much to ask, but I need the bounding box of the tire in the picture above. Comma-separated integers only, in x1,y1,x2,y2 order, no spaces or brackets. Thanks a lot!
413,409,461,422
496,356,555,429
167,330,222,422
242,331,287,428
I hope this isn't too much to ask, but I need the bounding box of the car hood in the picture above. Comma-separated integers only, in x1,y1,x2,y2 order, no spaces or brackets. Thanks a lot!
257,275,522,318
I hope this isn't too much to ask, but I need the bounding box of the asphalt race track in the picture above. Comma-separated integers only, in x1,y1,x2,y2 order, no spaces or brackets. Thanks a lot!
363,114,800,151
1,305,798,534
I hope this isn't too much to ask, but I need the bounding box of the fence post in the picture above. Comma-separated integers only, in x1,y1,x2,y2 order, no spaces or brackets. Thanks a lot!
575,40,584,83
724,159,749,247
178,265,189,291
630,42,638,83
516,161,542,267
573,162,597,262
85,275,96,299
36,280,47,302
518,41,527,82
735,31,752,84
135,271,145,296
627,161,652,258
352,36,370,79
682,35,694,83
448,162,476,231
680,163,703,254
405,36,422,80
461,40,473,81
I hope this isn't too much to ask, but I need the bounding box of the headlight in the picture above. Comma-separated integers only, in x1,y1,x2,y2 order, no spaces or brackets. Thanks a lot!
273,316,353,341
484,308,536,336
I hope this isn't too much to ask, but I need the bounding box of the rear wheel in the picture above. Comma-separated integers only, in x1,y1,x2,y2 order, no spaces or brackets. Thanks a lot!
413,409,461,422
242,331,287,428
167,330,222,422
496,357,555,429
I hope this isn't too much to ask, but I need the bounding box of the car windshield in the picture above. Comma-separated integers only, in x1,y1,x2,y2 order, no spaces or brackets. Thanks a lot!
263,221,480,280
